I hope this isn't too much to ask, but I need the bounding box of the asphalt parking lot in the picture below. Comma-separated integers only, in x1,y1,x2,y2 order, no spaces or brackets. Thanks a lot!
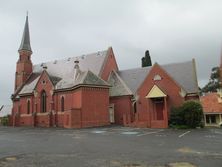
0,126,222,167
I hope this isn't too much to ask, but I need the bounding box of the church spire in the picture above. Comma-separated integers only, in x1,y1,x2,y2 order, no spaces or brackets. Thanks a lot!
18,14,32,53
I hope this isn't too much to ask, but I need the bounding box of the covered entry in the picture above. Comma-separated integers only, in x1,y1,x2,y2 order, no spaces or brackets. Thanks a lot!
146,85,168,128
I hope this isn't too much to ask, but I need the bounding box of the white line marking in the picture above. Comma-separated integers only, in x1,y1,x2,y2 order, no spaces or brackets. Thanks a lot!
179,131,191,138
214,131,222,135
137,129,164,137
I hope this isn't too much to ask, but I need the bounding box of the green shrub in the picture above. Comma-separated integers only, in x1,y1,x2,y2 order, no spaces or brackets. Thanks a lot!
169,106,184,126
1,116,9,126
169,101,203,128
181,101,203,128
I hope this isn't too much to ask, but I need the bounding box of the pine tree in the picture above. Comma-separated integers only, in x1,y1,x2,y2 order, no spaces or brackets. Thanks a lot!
141,50,152,67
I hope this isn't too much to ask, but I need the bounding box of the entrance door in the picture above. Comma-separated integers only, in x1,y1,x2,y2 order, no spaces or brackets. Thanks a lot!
155,102,164,120
109,105,115,123
150,97,166,128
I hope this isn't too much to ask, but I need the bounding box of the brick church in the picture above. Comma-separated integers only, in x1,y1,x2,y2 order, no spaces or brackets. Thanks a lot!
10,16,199,128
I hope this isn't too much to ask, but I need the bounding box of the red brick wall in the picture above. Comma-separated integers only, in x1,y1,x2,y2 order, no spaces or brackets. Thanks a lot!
57,112,64,127
110,96,132,125
35,114,50,127
100,47,118,81
15,50,32,90
19,96,33,114
54,89,82,112
35,71,54,113
81,87,110,127
63,109,81,128
19,115,32,126
137,64,185,127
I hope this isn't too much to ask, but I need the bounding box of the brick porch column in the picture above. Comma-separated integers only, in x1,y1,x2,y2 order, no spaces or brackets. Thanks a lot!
164,97,168,128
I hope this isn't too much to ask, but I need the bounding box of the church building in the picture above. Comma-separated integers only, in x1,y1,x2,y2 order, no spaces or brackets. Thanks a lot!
10,16,199,128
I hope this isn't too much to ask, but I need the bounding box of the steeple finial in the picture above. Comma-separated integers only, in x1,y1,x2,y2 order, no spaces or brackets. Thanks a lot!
18,14,32,52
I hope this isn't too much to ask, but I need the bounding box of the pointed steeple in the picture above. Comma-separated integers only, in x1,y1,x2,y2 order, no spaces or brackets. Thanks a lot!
18,14,32,52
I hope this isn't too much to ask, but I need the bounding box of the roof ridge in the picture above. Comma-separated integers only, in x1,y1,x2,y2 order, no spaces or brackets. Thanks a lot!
33,49,108,66
118,60,193,72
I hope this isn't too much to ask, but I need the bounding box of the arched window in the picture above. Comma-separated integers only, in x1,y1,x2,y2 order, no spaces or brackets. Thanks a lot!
41,90,47,113
133,101,137,113
27,100,30,114
61,96,65,112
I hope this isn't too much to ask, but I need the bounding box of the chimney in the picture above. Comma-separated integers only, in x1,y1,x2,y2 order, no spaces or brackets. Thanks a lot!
74,59,81,80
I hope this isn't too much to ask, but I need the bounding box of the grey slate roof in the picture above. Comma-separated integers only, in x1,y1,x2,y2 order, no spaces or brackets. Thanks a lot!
117,60,198,95
33,50,108,79
108,71,133,97
162,60,198,94
19,74,40,94
18,15,32,52
18,50,109,95
56,70,109,90
117,67,151,95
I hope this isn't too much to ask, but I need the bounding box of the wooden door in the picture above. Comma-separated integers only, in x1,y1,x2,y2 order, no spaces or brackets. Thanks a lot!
155,102,164,120
109,105,115,123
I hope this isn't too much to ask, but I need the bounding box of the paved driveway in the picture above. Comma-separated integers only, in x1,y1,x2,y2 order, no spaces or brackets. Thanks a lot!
0,126,221,167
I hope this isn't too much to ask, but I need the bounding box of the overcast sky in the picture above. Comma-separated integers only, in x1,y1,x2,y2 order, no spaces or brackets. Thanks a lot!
0,0,222,105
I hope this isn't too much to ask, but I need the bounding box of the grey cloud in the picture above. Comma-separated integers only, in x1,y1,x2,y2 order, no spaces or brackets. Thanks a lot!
0,0,221,104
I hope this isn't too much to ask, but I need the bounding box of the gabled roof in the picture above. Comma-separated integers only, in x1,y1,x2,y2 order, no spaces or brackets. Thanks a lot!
118,67,152,94
56,70,109,90
18,49,110,95
162,60,198,94
19,73,41,95
108,71,133,97
117,60,198,95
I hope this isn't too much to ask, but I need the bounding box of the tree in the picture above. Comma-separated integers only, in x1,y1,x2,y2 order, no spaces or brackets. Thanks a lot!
142,50,152,67
201,66,221,93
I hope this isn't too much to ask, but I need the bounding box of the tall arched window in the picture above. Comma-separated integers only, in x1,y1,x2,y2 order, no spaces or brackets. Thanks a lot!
41,90,47,113
61,96,65,112
27,100,30,114
133,101,137,113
